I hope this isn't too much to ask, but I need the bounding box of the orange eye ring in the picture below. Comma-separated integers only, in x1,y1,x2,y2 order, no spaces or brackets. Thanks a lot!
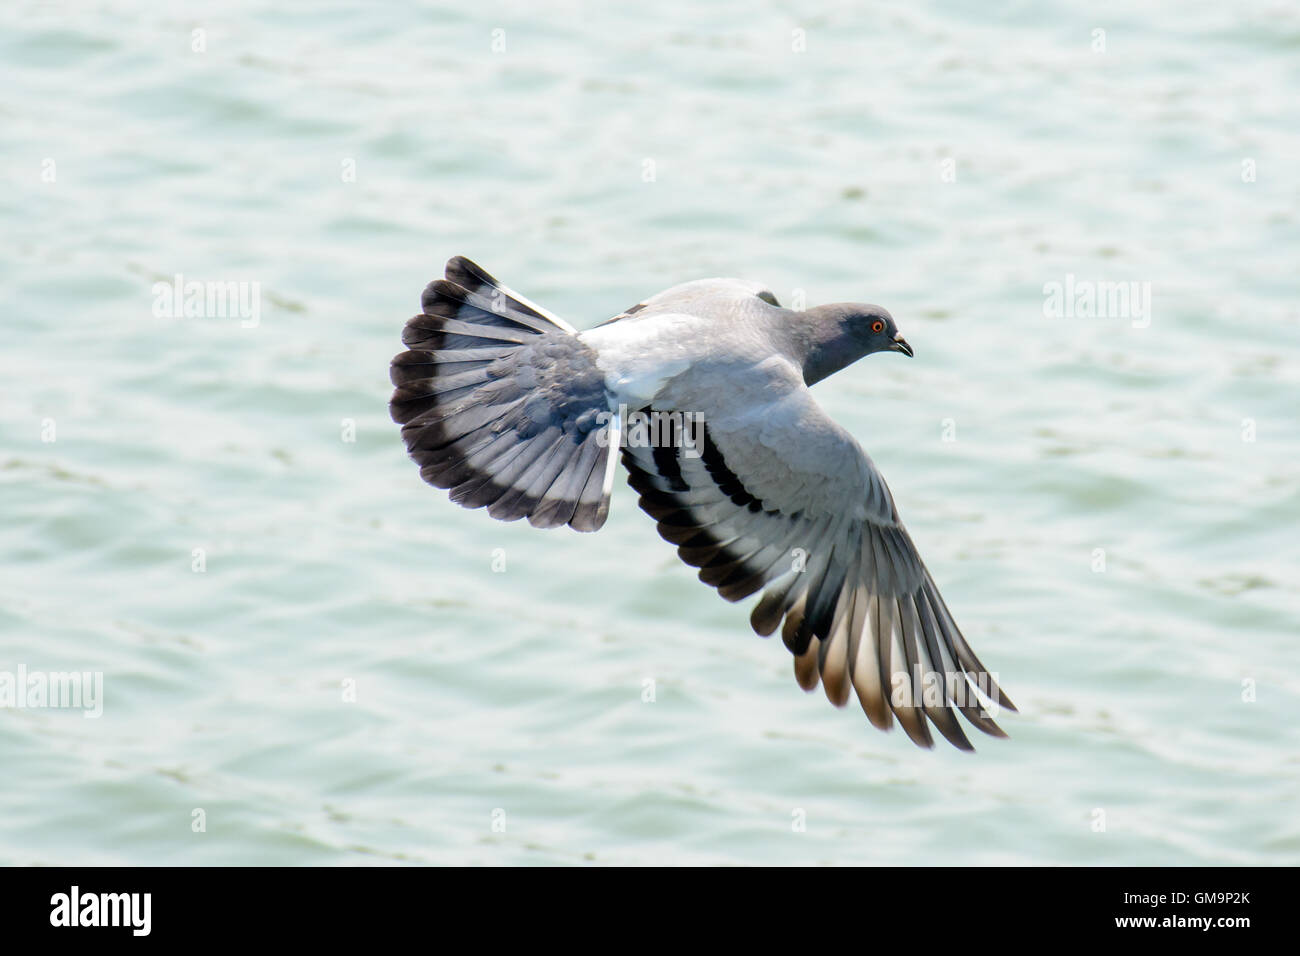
871,320,885,333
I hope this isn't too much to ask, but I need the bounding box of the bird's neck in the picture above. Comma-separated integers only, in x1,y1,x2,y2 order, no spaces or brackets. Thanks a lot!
774,306,862,387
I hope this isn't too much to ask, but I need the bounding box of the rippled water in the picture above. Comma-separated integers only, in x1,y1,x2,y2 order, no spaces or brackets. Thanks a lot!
2,1,1298,865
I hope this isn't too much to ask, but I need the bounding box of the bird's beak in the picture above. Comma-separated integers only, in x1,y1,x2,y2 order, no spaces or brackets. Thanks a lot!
891,333,914,357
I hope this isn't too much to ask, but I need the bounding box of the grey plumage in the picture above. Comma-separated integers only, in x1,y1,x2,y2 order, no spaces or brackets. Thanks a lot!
391,257,1016,750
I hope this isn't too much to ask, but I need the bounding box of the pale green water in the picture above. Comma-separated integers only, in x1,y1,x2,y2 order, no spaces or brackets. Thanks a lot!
2,1,1298,865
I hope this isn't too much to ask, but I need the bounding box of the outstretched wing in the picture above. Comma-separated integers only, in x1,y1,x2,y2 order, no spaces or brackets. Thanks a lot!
622,356,1015,750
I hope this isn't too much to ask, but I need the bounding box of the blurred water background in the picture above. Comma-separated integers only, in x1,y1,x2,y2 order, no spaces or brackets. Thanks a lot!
2,0,1298,865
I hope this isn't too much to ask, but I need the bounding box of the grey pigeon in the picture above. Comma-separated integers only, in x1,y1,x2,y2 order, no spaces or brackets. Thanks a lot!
391,257,1016,750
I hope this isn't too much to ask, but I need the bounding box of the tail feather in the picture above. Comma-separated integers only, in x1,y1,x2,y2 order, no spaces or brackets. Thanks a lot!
410,410,527,488
403,392,528,445
391,257,614,532
449,435,542,508
404,308,536,348
487,429,574,521
389,365,497,419
570,414,618,532
390,349,509,382
421,418,525,489
529,432,605,528
442,255,578,334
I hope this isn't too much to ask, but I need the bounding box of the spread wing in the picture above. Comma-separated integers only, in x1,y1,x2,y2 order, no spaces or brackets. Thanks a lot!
622,357,1015,750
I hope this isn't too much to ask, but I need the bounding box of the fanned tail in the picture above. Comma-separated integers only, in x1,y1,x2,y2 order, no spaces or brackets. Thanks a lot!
390,257,616,532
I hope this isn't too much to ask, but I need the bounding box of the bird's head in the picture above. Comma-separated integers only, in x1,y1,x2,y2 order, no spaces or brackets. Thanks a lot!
794,302,914,386
844,305,912,358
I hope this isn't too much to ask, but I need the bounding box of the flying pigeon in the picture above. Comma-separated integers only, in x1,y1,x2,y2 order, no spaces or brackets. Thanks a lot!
390,257,1016,750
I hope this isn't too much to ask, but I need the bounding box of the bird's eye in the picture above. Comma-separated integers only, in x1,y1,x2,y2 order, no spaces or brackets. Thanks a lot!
870,320,885,333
